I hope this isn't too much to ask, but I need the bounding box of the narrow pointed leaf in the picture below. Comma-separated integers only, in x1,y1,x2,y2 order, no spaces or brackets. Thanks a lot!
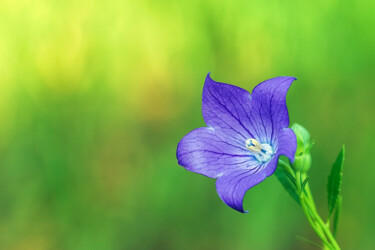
327,145,345,216
332,195,342,237
275,161,300,205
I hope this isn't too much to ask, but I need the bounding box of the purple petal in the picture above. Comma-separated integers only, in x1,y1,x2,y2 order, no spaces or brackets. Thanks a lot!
276,128,297,163
250,76,296,143
215,155,279,213
202,74,261,142
177,127,258,178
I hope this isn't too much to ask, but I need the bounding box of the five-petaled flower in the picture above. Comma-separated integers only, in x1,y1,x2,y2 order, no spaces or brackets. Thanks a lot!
176,73,297,213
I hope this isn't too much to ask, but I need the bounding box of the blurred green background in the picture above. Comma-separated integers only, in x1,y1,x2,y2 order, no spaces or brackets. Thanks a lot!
0,0,374,249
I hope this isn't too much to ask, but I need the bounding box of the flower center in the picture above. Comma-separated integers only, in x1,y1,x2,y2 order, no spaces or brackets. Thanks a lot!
245,138,274,162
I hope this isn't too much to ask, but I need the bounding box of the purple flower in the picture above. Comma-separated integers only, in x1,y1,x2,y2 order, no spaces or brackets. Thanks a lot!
176,73,297,213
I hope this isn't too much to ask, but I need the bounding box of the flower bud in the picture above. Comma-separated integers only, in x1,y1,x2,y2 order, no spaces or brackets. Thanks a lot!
291,123,313,172
293,153,312,172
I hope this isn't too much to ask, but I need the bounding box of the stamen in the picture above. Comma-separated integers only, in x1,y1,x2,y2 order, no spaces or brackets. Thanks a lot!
245,138,274,162
245,138,262,153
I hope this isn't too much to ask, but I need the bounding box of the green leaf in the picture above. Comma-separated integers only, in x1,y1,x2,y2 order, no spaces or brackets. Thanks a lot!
275,161,300,205
332,195,342,237
327,145,345,216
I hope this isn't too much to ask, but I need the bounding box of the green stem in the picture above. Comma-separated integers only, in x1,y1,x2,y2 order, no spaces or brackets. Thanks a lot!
295,172,331,248
296,171,341,250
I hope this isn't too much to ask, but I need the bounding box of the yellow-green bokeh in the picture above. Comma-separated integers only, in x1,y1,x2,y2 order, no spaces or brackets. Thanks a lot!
0,0,374,249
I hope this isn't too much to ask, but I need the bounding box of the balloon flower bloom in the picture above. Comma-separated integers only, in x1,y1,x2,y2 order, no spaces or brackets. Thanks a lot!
177,73,297,212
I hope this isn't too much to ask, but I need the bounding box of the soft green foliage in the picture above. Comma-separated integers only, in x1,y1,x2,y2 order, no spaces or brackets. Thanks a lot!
327,146,345,216
0,0,374,249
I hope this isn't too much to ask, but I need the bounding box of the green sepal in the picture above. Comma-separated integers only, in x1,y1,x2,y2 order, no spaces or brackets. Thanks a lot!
301,176,309,191
275,160,300,205
327,145,345,216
